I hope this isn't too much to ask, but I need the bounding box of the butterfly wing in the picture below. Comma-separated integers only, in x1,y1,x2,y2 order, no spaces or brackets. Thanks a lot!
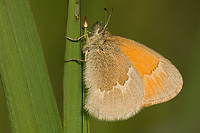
114,36,183,107
84,42,144,121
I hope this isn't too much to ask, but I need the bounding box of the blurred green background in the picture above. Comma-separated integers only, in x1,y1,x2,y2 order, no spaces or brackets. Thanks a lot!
1,0,200,132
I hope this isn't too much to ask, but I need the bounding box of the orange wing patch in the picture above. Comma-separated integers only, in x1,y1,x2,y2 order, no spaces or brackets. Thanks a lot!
113,36,182,107
115,37,159,77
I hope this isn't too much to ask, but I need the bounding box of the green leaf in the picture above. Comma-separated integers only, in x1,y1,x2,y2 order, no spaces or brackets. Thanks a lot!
0,0,62,132
63,1,82,132
63,0,89,133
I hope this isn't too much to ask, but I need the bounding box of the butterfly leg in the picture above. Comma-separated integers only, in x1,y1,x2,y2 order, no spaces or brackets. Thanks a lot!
64,33,89,63
64,34,86,62
64,16,89,63
64,34,88,63
65,34,88,41
64,58,85,62
64,51,88,63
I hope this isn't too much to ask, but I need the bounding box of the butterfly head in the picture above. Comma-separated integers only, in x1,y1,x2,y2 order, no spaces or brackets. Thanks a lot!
92,22,104,35
85,21,110,47
86,9,113,45
91,21,110,37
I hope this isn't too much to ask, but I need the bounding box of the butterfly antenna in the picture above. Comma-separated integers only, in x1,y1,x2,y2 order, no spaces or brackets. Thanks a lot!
103,8,113,31
104,8,108,24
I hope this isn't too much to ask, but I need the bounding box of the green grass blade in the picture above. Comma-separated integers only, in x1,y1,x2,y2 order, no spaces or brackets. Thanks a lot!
83,88,90,133
0,0,62,132
82,19,90,133
63,0,83,132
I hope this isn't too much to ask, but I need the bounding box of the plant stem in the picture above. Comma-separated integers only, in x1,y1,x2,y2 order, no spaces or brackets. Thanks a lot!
63,0,84,133
82,17,90,133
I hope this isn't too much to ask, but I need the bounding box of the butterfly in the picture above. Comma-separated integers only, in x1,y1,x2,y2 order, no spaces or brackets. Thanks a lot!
66,9,183,121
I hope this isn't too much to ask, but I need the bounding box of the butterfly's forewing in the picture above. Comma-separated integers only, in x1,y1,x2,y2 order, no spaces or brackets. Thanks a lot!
115,36,183,107
84,33,183,121
84,42,144,121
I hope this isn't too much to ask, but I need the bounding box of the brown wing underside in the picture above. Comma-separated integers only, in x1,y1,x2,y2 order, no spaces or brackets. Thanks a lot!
84,40,144,120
